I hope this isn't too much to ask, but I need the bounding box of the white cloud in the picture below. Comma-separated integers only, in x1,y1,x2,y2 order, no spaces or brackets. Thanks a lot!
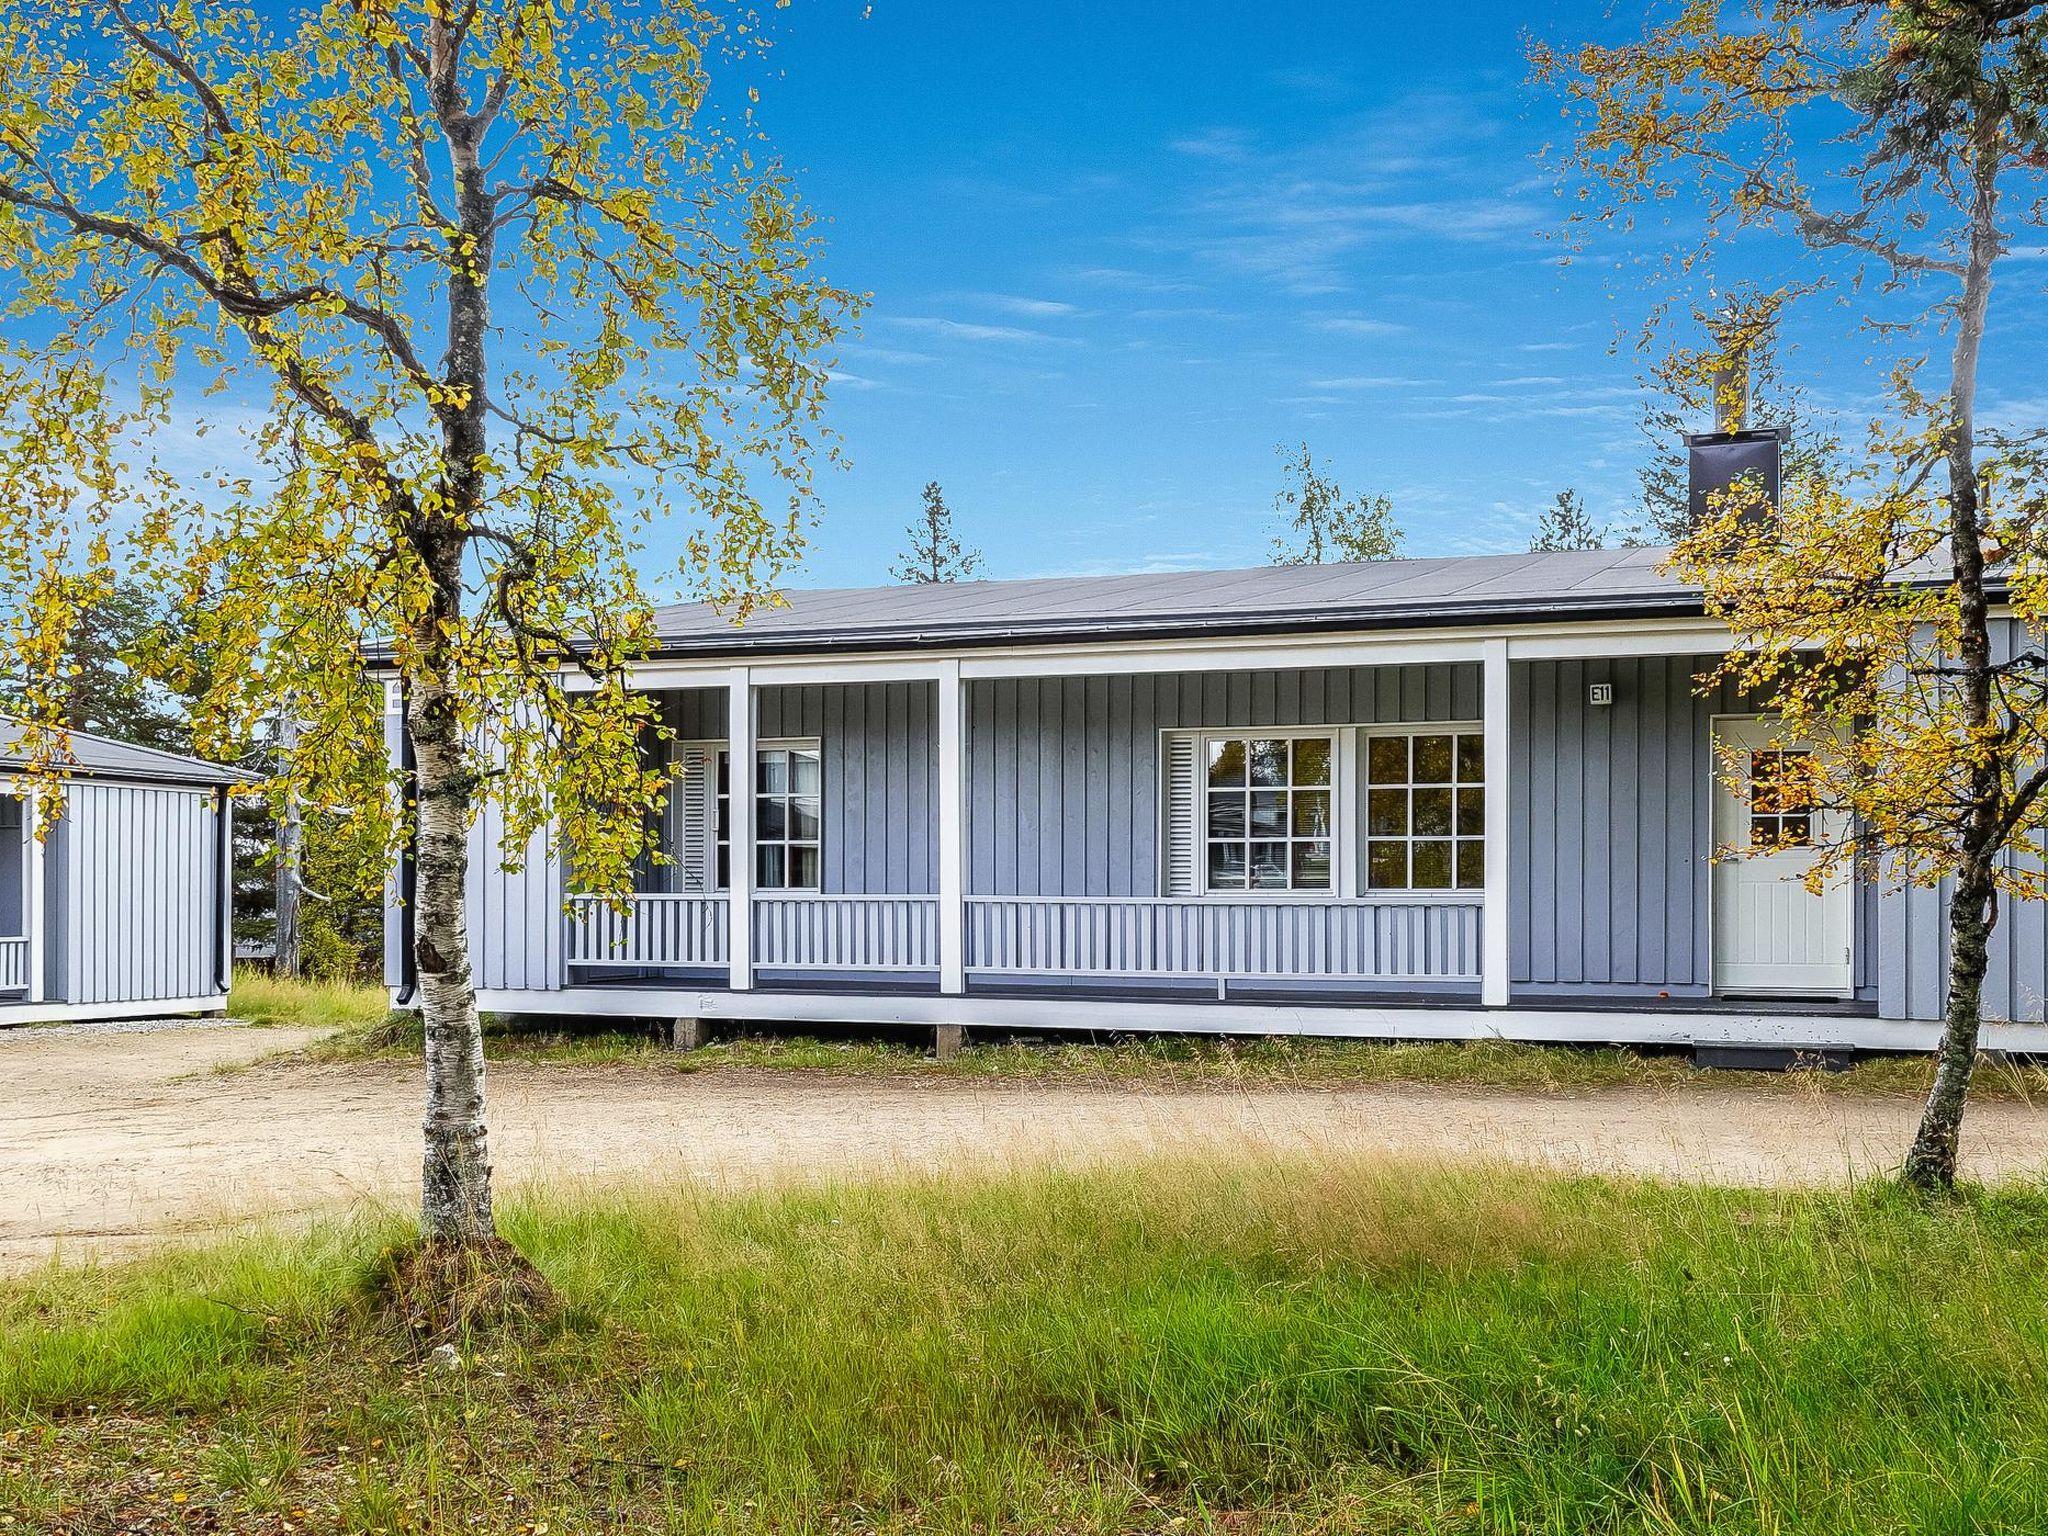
963,293,1084,318
890,316,1072,345
1313,315,1409,336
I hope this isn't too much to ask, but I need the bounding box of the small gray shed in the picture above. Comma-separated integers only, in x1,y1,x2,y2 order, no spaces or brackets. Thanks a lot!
1,725,245,1025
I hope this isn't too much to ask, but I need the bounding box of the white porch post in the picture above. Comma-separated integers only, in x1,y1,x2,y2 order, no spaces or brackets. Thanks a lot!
726,666,754,992
1481,637,1511,1007
936,659,966,994
23,786,44,1004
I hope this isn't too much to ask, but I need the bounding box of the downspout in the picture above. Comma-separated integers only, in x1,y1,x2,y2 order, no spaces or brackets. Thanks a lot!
395,681,419,1006
213,785,233,995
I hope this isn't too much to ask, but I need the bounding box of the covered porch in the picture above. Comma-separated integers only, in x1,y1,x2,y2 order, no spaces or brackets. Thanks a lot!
535,617,1847,1018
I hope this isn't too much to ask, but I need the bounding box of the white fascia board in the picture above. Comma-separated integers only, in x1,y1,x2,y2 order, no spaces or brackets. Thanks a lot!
600,617,1770,691
0,994,229,1028
471,985,2046,1053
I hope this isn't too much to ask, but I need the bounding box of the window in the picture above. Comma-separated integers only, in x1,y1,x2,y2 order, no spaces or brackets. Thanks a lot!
715,742,822,890
1204,735,1333,891
1747,749,1813,849
1366,730,1485,891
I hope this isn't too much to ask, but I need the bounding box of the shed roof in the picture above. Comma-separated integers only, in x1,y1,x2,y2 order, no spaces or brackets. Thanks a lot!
0,722,251,787
647,545,1700,657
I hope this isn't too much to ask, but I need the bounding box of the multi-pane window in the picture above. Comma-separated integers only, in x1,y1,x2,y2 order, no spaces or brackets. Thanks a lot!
1747,750,1814,849
1204,736,1333,891
1366,731,1485,891
715,742,822,890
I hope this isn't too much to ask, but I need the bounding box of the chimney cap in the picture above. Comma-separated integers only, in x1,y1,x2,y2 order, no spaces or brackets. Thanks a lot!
1683,426,1790,450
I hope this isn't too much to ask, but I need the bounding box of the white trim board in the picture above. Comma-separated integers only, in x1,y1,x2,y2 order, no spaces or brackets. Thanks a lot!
0,994,229,1029
469,986,2032,1054
571,616,1786,693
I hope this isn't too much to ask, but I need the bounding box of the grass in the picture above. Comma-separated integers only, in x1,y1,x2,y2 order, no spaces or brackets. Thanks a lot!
229,968,391,1034
4,1156,2048,1532
231,967,2048,1102
299,1004,2048,1101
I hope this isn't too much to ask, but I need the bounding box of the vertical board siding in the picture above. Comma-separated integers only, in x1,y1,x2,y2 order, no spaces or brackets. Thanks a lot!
59,782,219,1005
1873,620,2048,1023
0,795,22,942
968,663,1480,898
664,682,938,897
1511,655,1756,994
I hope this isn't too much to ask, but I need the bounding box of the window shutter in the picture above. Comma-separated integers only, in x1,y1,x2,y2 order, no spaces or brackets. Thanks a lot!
1161,732,1201,896
673,744,715,893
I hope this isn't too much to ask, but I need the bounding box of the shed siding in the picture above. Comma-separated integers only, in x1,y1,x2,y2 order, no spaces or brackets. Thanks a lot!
58,782,221,1005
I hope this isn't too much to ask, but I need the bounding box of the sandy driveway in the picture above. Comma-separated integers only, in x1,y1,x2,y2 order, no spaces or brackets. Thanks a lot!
6,1020,2048,1271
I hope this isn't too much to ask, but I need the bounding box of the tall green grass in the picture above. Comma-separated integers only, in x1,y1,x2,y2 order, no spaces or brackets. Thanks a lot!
228,966,391,1033
5,1157,2047,1532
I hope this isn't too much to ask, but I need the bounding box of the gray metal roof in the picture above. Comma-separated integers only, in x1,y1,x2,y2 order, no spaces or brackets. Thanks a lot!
0,721,251,787
649,545,1701,657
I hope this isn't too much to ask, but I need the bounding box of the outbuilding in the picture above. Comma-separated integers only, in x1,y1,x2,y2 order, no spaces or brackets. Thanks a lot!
1,725,244,1026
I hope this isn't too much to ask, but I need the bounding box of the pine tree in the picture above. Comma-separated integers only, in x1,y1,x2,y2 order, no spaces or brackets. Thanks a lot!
892,482,984,583
1529,489,1606,552
0,581,189,752
1267,443,1401,565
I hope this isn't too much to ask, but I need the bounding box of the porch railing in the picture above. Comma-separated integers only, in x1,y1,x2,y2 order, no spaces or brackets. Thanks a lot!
565,895,728,969
962,897,1482,983
0,934,25,994
560,893,1479,984
753,894,940,971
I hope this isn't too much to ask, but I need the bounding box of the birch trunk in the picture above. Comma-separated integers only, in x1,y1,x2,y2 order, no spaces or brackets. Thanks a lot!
1903,114,2004,1194
407,48,502,1247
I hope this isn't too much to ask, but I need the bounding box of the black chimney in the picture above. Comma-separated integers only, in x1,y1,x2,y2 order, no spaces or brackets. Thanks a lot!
1684,426,1787,529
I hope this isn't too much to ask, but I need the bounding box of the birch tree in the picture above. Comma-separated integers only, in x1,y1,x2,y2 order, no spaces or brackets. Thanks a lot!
0,0,851,1260
1268,442,1402,565
1538,0,2048,1190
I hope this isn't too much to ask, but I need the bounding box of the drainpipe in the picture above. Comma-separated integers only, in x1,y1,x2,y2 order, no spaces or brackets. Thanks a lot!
395,682,419,1006
213,785,234,995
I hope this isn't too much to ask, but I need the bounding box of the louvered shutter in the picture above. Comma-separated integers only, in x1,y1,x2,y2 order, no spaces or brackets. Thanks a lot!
673,744,716,893
1161,732,1202,896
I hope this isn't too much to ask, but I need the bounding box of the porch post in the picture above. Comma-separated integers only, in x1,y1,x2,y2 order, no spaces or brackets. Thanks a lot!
23,786,43,1004
936,659,966,994
726,666,754,992
1481,637,1510,1007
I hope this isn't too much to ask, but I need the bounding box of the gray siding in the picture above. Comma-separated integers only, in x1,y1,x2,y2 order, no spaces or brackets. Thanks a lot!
657,682,937,896
1511,656,1732,997
1875,619,2048,1022
1509,655,1886,1001
970,665,1479,897
0,795,20,938
57,781,222,1005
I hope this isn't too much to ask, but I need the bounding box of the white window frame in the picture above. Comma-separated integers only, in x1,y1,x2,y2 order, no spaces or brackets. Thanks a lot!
1157,721,1487,904
1194,726,1346,898
1360,720,1487,895
674,737,823,894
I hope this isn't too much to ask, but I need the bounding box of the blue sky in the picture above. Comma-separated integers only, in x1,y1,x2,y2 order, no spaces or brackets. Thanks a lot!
702,0,2046,594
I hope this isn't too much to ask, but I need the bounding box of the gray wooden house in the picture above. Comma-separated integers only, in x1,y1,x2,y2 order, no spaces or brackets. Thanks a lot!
382,547,2048,1054
1,725,242,1025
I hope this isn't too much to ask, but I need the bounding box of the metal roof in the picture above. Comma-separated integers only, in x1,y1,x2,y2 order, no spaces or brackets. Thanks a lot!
648,545,1701,657
0,722,252,787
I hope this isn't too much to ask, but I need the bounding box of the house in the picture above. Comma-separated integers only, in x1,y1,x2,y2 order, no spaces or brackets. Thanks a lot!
1,725,244,1026
381,534,2048,1057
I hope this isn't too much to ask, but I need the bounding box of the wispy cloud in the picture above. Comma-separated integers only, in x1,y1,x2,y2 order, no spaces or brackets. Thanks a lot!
890,315,1073,345
960,292,1085,318
1308,374,1437,390
1313,314,1409,336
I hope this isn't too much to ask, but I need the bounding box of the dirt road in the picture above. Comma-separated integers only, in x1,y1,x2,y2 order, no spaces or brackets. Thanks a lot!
7,1020,2048,1271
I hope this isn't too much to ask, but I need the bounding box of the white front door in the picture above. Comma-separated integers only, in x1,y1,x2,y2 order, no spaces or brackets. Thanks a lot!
1710,716,1854,998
